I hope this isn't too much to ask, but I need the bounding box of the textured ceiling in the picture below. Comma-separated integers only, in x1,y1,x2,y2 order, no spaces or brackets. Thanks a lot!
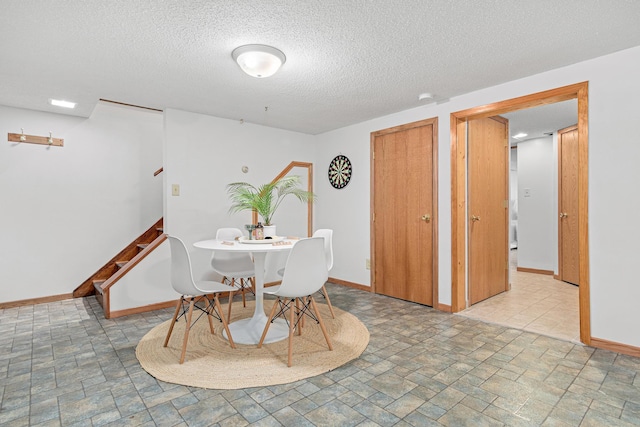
1,1,640,135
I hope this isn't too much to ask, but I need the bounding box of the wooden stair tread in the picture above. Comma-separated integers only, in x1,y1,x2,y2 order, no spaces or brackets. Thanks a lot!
93,280,106,294
72,218,164,317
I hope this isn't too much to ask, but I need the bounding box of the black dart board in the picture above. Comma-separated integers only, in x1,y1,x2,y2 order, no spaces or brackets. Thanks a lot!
328,155,352,189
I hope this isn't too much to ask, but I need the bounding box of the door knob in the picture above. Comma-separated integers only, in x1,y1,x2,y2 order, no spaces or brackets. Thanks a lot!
471,215,481,222
421,214,431,222
559,212,568,218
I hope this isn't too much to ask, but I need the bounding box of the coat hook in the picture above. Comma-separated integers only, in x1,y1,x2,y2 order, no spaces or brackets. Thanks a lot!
48,131,53,144
20,128,26,141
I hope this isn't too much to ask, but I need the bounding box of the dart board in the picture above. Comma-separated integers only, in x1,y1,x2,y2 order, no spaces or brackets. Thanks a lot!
328,155,352,189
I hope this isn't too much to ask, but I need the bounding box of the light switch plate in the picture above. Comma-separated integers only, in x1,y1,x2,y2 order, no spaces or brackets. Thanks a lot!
171,184,180,196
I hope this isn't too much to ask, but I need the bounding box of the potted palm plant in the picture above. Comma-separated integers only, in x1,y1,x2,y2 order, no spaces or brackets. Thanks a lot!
226,175,316,237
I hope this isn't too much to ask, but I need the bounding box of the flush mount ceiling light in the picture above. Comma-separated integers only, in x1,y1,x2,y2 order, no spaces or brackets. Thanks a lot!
232,44,286,78
49,98,76,109
512,132,528,139
418,93,433,101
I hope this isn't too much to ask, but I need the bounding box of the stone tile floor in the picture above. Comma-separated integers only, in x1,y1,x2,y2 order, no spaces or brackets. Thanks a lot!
2,283,640,426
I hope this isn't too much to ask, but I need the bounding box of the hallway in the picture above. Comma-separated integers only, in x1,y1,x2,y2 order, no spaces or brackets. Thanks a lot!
457,250,580,343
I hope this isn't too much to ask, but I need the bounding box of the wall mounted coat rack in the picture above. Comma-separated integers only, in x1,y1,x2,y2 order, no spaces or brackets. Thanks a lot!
8,129,64,147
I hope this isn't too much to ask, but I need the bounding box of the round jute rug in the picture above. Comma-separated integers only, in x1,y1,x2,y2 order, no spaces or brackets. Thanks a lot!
136,300,369,389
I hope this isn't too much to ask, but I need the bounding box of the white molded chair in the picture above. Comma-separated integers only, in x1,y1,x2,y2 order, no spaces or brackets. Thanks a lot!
211,227,256,320
258,237,333,367
278,229,336,318
164,235,236,364
312,229,336,319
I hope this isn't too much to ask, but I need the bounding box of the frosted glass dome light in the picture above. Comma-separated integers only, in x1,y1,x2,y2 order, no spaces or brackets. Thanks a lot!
232,44,286,78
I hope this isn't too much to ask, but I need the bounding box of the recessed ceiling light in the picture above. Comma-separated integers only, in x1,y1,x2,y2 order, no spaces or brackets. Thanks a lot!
512,132,527,139
49,99,76,109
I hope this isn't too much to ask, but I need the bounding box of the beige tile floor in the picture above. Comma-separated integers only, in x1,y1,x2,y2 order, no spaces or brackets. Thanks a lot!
458,249,580,343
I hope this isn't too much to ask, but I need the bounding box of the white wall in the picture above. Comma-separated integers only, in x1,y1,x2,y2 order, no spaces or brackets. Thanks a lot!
5,45,640,349
109,241,178,312
315,45,640,347
509,148,518,249
163,109,316,283
516,136,556,271
0,102,163,303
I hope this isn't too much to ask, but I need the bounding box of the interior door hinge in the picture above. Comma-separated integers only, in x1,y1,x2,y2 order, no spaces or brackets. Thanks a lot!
504,199,509,208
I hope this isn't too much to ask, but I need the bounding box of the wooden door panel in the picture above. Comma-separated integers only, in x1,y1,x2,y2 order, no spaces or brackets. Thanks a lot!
468,117,509,305
559,125,580,285
373,121,435,306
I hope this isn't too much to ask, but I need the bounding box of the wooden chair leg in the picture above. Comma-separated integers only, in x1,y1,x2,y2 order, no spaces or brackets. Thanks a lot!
179,297,196,364
204,296,215,334
310,296,333,351
321,285,336,319
214,294,235,349
258,298,280,347
296,298,302,335
163,297,183,347
221,276,235,321
227,290,235,321
240,278,247,307
288,298,295,367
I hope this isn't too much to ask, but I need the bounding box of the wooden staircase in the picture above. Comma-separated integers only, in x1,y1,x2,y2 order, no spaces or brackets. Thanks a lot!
73,218,167,318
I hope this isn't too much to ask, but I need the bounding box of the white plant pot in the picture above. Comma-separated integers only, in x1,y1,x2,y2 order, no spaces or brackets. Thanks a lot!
263,225,277,237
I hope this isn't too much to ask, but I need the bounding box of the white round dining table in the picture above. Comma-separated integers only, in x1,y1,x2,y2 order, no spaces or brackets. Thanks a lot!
193,238,295,345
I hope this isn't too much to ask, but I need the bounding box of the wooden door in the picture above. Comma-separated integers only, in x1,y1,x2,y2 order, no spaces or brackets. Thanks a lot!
372,118,436,306
468,116,509,305
558,125,580,285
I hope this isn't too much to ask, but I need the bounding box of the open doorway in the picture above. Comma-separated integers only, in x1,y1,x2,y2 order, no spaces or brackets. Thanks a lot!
459,100,580,342
450,82,590,345
504,100,578,280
